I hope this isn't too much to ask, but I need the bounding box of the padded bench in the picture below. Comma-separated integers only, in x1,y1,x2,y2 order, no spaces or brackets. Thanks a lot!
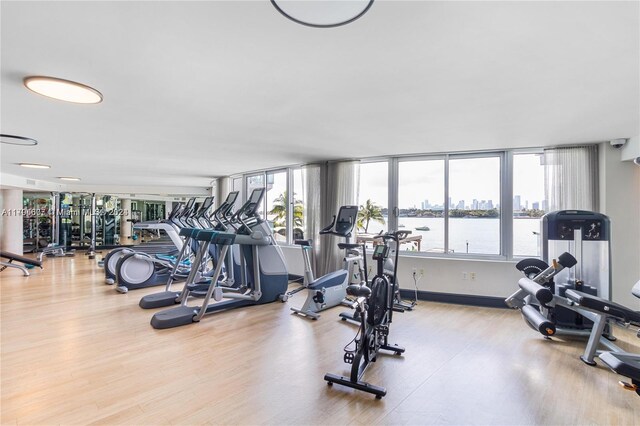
565,289,640,326
567,285,640,396
0,251,43,276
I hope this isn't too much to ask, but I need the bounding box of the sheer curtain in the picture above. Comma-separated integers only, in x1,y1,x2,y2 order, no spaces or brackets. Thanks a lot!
544,145,599,211
303,164,322,274
216,177,232,210
318,160,360,276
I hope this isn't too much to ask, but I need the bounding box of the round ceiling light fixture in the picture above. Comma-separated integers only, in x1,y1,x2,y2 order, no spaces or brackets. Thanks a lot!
271,0,374,28
0,134,38,146
19,163,51,169
58,177,81,181
24,76,103,104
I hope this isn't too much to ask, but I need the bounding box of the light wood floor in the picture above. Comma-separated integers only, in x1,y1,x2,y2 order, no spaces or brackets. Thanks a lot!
1,255,638,425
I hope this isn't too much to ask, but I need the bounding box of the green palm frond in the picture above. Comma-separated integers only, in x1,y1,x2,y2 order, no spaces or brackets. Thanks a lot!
357,199,385,233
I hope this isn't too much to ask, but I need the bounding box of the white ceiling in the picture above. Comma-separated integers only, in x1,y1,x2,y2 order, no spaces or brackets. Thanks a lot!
1,1,638,192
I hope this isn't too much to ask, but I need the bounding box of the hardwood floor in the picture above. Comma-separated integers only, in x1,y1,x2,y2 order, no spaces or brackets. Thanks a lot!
1,255,638,425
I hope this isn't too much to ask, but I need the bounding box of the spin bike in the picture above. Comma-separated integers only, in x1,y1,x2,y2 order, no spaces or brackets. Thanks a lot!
286,205,363,320
340,230,414,322
324,231,405,399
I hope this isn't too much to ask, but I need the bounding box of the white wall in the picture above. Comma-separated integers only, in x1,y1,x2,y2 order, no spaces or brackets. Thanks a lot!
599,142,640,309
0,188,24,254
620,136,640,161
280,245,522,299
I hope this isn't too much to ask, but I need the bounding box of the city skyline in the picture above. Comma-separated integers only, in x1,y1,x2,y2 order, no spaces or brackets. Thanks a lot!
409,193,546,211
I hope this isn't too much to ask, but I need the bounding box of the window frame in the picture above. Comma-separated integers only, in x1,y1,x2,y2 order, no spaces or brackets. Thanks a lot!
383,152,506,260
358,158,392,234
232,167,302,246
228,147,548,259
510,148,546,259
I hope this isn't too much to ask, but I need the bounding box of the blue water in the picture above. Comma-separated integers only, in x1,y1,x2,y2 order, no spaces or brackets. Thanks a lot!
364,217,540,256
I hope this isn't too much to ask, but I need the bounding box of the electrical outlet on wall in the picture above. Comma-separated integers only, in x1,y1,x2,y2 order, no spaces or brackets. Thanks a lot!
470,272,477,281
462,272,468,280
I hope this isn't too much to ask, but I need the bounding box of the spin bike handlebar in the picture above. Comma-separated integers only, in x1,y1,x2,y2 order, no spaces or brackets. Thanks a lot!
373,230,412,242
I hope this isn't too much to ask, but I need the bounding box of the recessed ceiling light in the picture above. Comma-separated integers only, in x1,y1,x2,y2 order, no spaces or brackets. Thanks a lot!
24,76,103,104
58,177,81,181
0,134,38,146
271,0,374,28
19,163,51,169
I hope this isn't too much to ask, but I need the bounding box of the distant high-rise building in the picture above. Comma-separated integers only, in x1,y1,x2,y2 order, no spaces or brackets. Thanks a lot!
513,195,521,211
487,200,494,209
532,201,540,210
524,200,529,209
472,199,479,210
456,200,464,209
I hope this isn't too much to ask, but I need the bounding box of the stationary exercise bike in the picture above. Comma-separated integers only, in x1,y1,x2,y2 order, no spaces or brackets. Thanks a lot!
286,205,363,320
324,231,406,399
340,230,414,322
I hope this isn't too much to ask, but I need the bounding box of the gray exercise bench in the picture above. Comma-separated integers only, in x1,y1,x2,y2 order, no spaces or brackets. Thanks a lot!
0,251,43,276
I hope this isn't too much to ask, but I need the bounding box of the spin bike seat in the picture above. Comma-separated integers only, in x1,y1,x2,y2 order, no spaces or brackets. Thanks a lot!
294,239,312,247
338,243,361,250
347,284,371,298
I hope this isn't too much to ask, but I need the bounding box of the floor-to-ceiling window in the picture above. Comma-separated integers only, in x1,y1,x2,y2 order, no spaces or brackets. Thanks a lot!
358,161,389,236
360,153,504,257
227,147,581,260
448,155,501,255
232,168,306,245
513,152,546,257
397,158,445,252
292,168,305,240
265,170,288,243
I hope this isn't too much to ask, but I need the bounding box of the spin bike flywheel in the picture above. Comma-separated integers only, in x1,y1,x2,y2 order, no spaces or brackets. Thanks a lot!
367,277,389,326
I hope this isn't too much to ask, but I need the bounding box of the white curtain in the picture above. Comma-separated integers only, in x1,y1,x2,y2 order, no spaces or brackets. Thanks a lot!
216,177,232,210
544,145,599,211
317,160,360,276
303,164,322,274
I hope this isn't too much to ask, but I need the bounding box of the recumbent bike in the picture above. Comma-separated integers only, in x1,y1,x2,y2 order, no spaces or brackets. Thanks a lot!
286,205,364,320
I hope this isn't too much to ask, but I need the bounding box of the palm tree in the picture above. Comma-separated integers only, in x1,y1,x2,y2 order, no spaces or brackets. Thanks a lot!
268,191,304,229
357,199,385,233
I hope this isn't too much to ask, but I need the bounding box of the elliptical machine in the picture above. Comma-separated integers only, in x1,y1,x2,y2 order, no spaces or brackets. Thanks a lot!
103,199,193,285
114,197,214,293
287,205,363,320
138,192,239,309
149,188,289,329
324,230,406,399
